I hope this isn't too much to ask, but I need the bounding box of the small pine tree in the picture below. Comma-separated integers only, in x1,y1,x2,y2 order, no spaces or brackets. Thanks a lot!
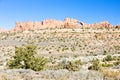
7,44,47,71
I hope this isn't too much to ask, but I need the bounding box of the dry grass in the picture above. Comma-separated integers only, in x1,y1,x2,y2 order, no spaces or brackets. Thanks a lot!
102,68,120,79
0,28,120,80
0,73,20,80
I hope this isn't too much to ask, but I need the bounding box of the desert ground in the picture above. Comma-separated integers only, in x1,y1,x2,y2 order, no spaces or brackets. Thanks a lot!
0,28,120,80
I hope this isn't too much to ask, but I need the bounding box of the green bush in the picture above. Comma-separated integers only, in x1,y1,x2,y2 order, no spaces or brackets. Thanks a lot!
103,55,113,62
114,61,120,66
52,60,82,71
66,60,82,71
66,61,80,71
88,59,102,71
7,44,47,71
102,62,113,67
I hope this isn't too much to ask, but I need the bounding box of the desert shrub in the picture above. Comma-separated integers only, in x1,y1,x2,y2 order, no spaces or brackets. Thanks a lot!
53,60,82,71
74,60,83,65
88,59,102,71
103,55,113,62
114,45,120,50
103,50,108,55
66,61,80,71
102,62,113,67
7,44,47,71
114,61,120,66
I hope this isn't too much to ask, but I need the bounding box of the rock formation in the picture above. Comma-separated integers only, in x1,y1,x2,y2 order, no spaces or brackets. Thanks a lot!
14,19,64,31
64,18,80,28
93,21,112,28
80,21,112,28
41,19,64,29
13,18,115,31
15,22,37,31
14,18,83,31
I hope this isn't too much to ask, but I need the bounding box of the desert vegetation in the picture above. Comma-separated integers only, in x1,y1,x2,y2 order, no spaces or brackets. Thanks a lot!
0,28,120,80
7,44,47,71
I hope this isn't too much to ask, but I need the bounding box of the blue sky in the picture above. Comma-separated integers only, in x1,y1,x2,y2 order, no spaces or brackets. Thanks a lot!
0,0,120,29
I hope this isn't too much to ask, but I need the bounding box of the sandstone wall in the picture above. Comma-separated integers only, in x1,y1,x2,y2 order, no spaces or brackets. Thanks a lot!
13,18,115,31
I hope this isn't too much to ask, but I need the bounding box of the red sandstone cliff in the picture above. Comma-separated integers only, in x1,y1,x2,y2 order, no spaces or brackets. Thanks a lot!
80,21,112,28
14,18,81,31
12,18,118,31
